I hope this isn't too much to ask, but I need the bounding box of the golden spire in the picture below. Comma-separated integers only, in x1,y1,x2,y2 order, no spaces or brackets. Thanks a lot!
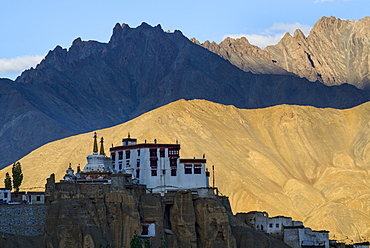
93,132,98,154
100,137,105,156
128,132,130,138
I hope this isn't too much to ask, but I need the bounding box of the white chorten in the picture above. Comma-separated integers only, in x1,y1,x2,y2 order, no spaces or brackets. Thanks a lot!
83,133,110,173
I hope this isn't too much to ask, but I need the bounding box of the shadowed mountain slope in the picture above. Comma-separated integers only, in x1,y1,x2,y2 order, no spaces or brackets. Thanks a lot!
1,22,369,169
1,99,369,242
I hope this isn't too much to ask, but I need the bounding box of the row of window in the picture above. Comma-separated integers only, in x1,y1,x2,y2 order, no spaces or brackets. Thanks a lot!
256,223,280,230
112,162,202,174
150,168,177,177
111,148,179,161
269,223,280,228
184,164,202,174
150,165,202,176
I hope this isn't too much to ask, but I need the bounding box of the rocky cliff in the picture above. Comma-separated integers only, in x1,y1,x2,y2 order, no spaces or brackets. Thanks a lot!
0,177,289,248
266,16,370,90
1,99,369,243
1,20,370,170
191,37,291,76
198,16,370,90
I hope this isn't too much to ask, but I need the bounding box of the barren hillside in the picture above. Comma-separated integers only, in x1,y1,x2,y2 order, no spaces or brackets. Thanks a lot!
1,99,369,242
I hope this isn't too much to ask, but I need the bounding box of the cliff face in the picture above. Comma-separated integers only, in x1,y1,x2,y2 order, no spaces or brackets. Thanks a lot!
200,16,370,90
0,180,289,248
266,16,370,90
192,37,292,76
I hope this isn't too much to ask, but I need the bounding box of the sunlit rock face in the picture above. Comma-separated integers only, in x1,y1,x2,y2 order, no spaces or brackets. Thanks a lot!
192,37,292,76
266,16,370,90
1,99,369,242
203,16,370,90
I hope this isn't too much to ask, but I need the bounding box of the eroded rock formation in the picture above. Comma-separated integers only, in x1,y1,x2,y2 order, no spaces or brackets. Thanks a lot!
266,16,370,89
197,16,370,89
0,179,289,248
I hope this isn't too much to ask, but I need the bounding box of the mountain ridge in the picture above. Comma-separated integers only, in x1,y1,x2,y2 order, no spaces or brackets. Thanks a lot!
2,21,369,169
1,99,369,242
196,16,370,89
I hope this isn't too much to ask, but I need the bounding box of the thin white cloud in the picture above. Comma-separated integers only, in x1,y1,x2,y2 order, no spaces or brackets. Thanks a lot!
223,22,312,49
0,55,44,78
226,33,284,49
267,22,312,35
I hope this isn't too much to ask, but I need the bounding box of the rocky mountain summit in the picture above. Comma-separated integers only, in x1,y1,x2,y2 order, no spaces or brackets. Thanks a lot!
1,21,370,170
197,16,370,89
266,16,370,89
191,37,292,76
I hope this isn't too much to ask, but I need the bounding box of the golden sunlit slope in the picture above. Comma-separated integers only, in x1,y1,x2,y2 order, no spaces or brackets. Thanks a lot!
1,99,370,242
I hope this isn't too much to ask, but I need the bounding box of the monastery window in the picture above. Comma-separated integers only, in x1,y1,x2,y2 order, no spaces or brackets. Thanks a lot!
194,164,202,174
269,223,273,228
126,160,130,166
276,224,279,228
160,148,165,157
170,158,177,166
151,169,157,176
137,159,140,167
150,149,157,157
126,150,131,159
136,169,140,178
171,167,177,176
119,162,122,170
140,221,155,237
150,160,157,167
36,196,41,202
137,149,141,156
168,148,179,157
111,153,116,161
113,163,115,169
184,164,192,174
118,151,123,160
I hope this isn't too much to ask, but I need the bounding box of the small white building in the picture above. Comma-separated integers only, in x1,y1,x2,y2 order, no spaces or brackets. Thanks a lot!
236,211,328,247
140,220,156,237
0,188,11,203
283,227,329,248
236,211,303,237
22,192,46,204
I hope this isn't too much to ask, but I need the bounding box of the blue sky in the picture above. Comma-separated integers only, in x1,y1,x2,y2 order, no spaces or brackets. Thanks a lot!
0,0,368,79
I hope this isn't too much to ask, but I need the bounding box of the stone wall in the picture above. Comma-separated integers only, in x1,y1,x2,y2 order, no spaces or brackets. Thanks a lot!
0,205,49,236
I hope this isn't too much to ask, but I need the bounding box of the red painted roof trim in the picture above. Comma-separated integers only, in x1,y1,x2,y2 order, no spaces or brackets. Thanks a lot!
180,159,206,163
110,144,180,151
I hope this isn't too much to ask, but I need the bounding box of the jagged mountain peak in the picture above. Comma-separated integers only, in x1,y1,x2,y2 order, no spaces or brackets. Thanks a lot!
200,16,370,89
2,18,370,171
266,16,370,89
313,16,353,31
293,28,306,39
195,35,292,75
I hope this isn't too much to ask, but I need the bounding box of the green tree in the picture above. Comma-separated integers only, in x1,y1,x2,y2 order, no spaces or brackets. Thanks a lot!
130,232,143,248
12,162,23,192
4,172,12,190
